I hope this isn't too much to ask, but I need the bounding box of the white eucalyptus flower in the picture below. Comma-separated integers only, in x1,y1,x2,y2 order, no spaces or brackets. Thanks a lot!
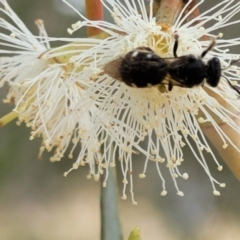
0,0,94,162
1,0,240,204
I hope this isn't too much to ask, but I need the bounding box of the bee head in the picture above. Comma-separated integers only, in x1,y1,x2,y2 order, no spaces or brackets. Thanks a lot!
206,57,221,87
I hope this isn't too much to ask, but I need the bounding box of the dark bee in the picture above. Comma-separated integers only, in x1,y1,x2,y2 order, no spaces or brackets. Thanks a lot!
104,46,168,88
104,35,240,95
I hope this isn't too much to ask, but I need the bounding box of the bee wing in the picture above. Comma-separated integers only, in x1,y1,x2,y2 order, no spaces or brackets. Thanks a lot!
161,75,190,88
168,56,191,69
103,57,123,80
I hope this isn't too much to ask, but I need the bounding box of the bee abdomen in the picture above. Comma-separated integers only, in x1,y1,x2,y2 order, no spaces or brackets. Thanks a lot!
119,49,168,88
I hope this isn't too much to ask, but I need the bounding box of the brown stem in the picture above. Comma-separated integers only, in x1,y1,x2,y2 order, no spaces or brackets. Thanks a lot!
200,89,240,181
181,0,202,26
202,119,240,181
146,0,161,18
155,0,183,25
85,0,104,37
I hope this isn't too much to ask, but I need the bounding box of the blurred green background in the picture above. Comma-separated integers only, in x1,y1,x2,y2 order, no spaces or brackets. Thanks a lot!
1,0,240,239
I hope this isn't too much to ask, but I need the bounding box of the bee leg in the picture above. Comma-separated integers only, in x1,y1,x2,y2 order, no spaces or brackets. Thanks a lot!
225,77,240,97
168,82,173,91
173,34,179,58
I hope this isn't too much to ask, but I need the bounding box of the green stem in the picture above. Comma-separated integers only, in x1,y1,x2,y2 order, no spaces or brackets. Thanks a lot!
100,166,123,240
0,111,18,128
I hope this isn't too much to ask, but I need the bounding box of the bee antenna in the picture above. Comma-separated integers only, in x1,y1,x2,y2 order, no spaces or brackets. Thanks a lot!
173,34,179,58
221,75,240,96
201,38,216,58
